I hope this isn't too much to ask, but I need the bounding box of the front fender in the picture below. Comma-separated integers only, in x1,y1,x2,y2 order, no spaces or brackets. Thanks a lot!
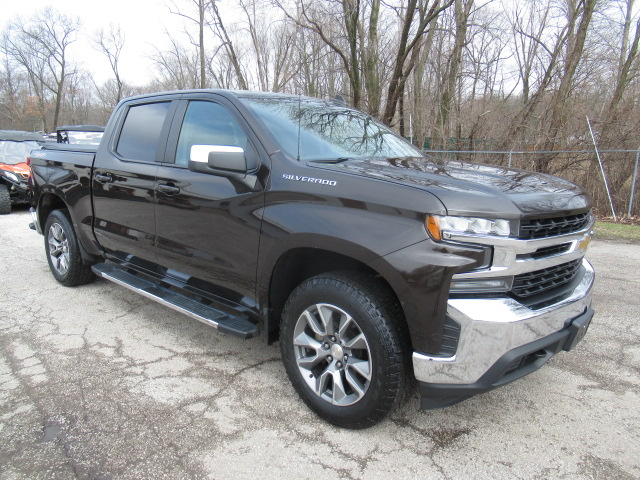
256,198,431,302
256,196,487,353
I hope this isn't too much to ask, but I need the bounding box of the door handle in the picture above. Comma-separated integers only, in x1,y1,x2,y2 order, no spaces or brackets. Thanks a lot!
95,173,113,183
157,184,181,194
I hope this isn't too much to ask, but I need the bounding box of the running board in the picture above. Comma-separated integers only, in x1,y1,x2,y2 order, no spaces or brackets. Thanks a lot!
91,263,259,339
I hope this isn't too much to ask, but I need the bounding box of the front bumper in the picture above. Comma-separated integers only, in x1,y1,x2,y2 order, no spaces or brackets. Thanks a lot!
413,258,594,409
7,180,29,203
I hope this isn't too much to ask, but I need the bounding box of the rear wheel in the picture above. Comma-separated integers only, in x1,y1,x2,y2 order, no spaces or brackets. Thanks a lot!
0,184,10,214
44,210,95,287
280,272,410,429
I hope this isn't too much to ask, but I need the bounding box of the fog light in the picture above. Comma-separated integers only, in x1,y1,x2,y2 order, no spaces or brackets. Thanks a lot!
449,277,513,294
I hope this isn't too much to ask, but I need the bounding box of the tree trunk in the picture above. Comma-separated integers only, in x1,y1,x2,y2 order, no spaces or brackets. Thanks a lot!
433,0,473,148
537,0,597,173
382,0,453,126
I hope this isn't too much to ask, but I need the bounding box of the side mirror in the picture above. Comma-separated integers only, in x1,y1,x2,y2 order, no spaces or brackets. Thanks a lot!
188,145,247,176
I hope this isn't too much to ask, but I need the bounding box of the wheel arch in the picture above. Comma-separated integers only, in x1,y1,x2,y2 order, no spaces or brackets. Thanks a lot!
43,208,96,286
264,246,409,347
36,192,68,228
36,192,100,265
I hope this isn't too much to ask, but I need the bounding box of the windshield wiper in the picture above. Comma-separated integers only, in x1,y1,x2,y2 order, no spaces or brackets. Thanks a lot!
308,157,351,164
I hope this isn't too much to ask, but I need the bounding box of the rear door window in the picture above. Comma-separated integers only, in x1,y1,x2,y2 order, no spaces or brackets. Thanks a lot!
116,102,172,162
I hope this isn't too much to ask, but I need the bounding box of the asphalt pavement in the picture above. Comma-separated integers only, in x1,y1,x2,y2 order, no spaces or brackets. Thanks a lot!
1,207,638,479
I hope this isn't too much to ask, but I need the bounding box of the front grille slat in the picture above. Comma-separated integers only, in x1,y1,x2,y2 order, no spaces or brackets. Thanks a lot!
529,243,571,259
519,212,590,240
512,259,582,298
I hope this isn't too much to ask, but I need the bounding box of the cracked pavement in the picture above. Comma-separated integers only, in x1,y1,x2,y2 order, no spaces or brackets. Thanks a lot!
1,207,638,479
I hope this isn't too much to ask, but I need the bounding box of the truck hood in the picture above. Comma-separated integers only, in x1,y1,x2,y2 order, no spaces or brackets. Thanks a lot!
314,157,591,218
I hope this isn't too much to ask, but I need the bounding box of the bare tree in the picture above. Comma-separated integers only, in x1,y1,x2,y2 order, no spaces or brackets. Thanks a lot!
0,55,27,128
433,0,475,145
209,0,249,89
169,0,211,88
207,48,238,88
93,24,126,104
233,0,298,92
455,4,511,150
1,8,80,131
64,70,93,125
585,0,640,214
271,21,301,92
237,0,270,90
537,0,598,172
500,0,570,150
273,0,366,108
606,0,640,117
510,0,553,104
291,25,338,96
151,32,201,89
382,0,455,127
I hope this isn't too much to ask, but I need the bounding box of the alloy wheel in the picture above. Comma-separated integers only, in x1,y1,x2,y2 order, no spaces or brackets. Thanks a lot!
292,303,372,406
48,222,70,275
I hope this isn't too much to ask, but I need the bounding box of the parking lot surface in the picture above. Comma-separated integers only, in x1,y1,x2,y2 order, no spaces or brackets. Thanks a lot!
1,208,638,479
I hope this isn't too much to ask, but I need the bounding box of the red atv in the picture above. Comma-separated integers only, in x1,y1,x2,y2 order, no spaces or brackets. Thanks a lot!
0,130,43,214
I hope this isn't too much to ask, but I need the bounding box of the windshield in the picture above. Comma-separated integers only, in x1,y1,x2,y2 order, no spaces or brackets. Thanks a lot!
241,97,424,161
0,140,40,165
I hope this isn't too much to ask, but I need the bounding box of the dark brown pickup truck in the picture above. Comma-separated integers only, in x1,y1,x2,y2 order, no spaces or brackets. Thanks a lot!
28,90,595,428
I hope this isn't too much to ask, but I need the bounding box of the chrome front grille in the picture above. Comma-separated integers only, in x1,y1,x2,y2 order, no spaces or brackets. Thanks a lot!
512,259,583,298
447,209,593,306
528,243,571,259
519,212,591,240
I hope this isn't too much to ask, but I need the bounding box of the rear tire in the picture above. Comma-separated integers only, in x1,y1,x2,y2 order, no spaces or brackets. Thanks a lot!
0,184,10,214
44,210,95,287
280,272,410,429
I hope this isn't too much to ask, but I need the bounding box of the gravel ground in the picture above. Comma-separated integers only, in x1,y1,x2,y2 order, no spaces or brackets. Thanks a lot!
1,207,638,480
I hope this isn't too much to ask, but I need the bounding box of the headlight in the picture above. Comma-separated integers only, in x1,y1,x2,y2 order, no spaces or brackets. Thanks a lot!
4,171,19,183
427,215,511,241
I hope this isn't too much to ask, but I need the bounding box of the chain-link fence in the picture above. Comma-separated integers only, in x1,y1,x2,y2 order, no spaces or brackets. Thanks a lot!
423,149,640,218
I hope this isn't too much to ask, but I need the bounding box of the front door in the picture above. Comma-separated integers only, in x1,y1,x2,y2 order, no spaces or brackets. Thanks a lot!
154,97,265,306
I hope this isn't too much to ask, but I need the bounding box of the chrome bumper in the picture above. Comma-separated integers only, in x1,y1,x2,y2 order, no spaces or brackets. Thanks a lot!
412,258,594,385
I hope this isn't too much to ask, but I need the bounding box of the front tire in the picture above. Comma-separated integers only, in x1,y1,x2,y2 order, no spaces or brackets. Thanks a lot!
0,184,10,214
280,272,410,429
44,210,95,287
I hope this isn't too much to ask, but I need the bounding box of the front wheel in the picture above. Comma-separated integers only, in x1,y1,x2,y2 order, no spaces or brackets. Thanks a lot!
280,272,410,429
0,184,10,214
44,210,95,287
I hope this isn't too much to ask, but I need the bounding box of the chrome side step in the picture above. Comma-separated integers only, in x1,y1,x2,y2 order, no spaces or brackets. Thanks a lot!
91,263,259,339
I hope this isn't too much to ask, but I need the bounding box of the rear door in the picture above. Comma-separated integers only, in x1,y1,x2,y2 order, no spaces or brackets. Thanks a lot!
154,94,266,304
92,95,180,264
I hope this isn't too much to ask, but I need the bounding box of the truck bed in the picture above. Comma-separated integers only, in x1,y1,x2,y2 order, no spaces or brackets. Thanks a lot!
38,143,99,154
28,145,97,255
